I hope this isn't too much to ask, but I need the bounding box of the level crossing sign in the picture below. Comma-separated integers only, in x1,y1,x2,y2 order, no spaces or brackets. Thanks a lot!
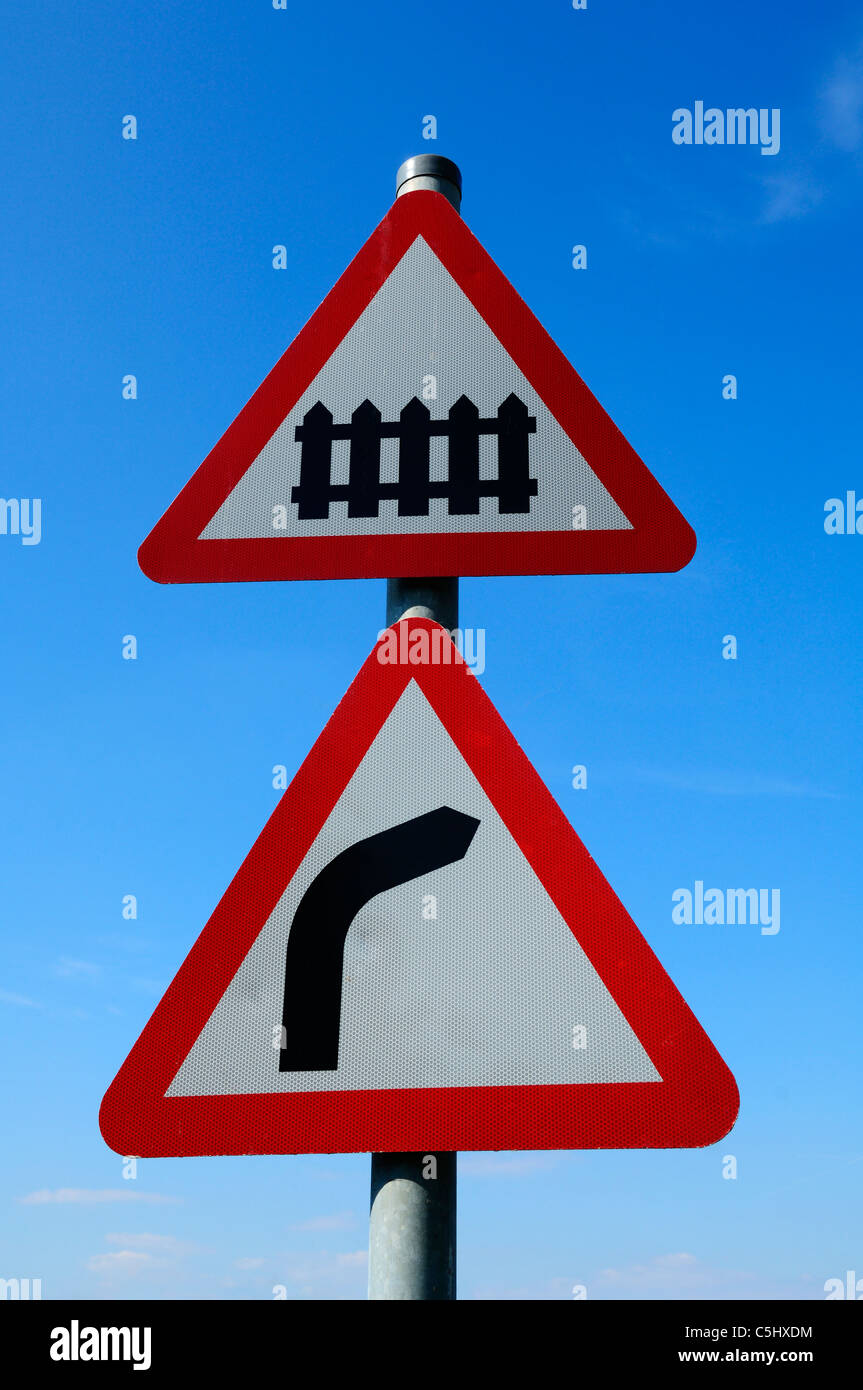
137,190,695,584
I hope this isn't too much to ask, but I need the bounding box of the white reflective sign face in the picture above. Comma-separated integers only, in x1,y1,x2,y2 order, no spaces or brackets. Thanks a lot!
168,681,658,1099
200,238,632,542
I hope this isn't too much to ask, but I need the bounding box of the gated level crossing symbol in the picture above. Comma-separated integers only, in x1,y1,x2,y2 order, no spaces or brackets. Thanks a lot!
136,188,698,581
291,393,538,520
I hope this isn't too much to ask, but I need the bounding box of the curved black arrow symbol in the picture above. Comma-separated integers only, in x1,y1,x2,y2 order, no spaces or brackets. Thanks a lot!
279,806,480,1072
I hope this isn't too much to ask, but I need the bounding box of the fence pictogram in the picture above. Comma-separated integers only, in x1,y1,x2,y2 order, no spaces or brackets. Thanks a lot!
291,392,538,520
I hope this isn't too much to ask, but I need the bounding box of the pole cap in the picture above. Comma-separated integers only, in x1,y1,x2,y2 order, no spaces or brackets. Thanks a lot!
396,155,462,211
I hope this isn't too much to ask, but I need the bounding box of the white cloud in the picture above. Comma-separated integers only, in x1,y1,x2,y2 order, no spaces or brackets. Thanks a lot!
86,1233,199,1283
470,1260,816,1301
277,1249,368,1296
747,41,863,224
53,957,101,980
289,1211,356,1232
0,988,39,1008
593,1252,763,1300
235,1257,266,1270
19,1188,181,1206
599,1251,697,1285
819,46,863,151
759,171,823,225
467,1276,574,1300
105,1233,200,1255
460,1153,562,1177
620,763,837,799
85,1251,157,1275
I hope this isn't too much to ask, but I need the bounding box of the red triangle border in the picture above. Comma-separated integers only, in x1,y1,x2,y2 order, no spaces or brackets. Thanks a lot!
138,191,696,583
100,620,737,1156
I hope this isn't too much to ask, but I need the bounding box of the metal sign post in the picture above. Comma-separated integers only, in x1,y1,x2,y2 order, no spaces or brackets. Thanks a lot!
367,157,463,1304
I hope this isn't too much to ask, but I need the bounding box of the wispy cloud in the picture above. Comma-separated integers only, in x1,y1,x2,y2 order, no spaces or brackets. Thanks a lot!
460,1152,562,1177
759,170,823,224
755,38,863,222
19,1188,181,1206
105,1233,200,1255
86,1250,156,1275
289,1211,356,1232
129,977,169,995
466,1255,834,1301
0,987,40,1008
819,44,863,151
591,1252,804,1300
467,1276,575,1300
53,957,101,980
85,1232,200,1283
283,1250,366,1280
271,1250,368,1297
618,764,838,799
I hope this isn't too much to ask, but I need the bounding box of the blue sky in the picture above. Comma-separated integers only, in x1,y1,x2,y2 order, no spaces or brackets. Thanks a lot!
2,0,862,1299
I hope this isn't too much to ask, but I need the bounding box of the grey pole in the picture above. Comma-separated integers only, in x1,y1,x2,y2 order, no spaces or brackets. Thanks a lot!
367,157,463,1302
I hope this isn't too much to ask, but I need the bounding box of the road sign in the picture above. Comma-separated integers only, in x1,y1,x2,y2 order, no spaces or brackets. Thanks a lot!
100,618,737,1157
138,190,696,584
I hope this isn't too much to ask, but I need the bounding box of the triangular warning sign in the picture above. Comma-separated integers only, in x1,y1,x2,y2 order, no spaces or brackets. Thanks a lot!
100,620,737,1157
138,191,696,583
